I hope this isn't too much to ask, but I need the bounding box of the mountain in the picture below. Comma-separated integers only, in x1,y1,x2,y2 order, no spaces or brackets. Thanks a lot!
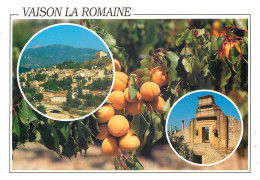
19,44,109,69
19,66,32,74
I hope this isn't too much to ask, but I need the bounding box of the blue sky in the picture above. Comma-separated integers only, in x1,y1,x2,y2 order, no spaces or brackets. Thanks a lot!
167,91,241,131
25,24,109,52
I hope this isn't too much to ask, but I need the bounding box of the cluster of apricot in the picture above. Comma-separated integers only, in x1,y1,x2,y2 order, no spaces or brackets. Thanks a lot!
95,59,167,157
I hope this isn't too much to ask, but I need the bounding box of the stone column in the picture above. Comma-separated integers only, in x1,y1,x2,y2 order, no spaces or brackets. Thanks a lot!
174,126,177,134
219,111,228,154
190,118,194,143
170,124,173,135
182,120,184,130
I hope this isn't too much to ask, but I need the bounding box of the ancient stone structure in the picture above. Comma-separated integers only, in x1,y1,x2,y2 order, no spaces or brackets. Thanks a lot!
170,94,241,164
95,51,107,58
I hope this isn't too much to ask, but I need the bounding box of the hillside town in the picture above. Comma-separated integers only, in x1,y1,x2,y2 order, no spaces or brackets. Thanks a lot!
19,51,113,119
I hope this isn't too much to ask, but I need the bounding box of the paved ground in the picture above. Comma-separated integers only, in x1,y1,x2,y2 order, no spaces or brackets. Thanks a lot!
12,142,248,171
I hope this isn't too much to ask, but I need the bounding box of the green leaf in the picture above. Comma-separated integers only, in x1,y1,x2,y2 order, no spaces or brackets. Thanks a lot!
140,57,149,69
235,19,248,31
166,51,179,84
196,28,205,37
132,114,149,137
220,61,232,87
103,33,116,48
185,30,194,44
87,115,100,137
110,46,129,73
217,37,225,48
163,96,174,119
37,122,56,152
77,121,92,142
151,112,163,144
187,49,203,86
61,136,77,159
141,104,147,114
55,121,69,142
13,114,20,139
18,99,37,124
51,125,60,154
210,35,218,54
161,56,168,74
209,59,232,88
182,57,192,73
176,30,188,46
125,157,144,170
130,76,137,86
129,84,139,101
133,157,144,170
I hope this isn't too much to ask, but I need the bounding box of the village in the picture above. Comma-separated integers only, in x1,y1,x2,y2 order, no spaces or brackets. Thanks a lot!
19,51,113,119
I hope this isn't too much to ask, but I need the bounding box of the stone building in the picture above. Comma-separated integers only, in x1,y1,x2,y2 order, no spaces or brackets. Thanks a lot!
170,95,241,164
95,51,107,58
50,93,67,103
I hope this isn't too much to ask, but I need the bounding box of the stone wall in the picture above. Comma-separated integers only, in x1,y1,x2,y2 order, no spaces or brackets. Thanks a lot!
176,124,190,142
228,117,241,149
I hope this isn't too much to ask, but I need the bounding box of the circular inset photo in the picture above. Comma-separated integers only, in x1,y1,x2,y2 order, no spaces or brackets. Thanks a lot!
166,90,243,166
17,23,114,121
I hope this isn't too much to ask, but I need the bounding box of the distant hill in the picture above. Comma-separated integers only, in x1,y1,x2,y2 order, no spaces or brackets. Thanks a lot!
19,66,32,74
54,56,112,70
19,44,109,69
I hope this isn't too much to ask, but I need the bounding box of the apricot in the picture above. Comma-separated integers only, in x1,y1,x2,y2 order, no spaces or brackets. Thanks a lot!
140,82,161,102
108,90,127,110
150,66,168,87
119,133,140,152
212,29,219,39
96,104,115,123
152,96,166,114
124,87,140,103
96,123,110,140
114,59,121,72
212,20,220,29
113,72,128,91
101,136,118,157
212,20,220,30
126,97,144,115
114,109,125,115
108,115,129,137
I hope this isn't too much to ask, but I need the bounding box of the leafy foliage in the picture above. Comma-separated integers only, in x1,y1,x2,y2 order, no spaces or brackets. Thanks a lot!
80,19,129,73
169,135,195,162
13,100,98,158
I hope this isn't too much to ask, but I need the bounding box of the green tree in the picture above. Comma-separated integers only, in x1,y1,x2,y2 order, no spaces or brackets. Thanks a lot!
37,105,46,114
41,79,59,91
71,98,82,108
52,73,58,81
77,82,83,98
66,90,73,106
35,73,46,81
34,93,43,102
170,135,195,162
20,77,26,82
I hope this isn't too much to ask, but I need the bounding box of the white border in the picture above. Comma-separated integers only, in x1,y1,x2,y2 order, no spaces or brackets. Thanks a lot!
165,90,244,166
16,23,115,121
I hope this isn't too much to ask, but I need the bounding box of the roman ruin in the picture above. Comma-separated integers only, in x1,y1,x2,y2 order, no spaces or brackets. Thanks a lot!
169,95,241,164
